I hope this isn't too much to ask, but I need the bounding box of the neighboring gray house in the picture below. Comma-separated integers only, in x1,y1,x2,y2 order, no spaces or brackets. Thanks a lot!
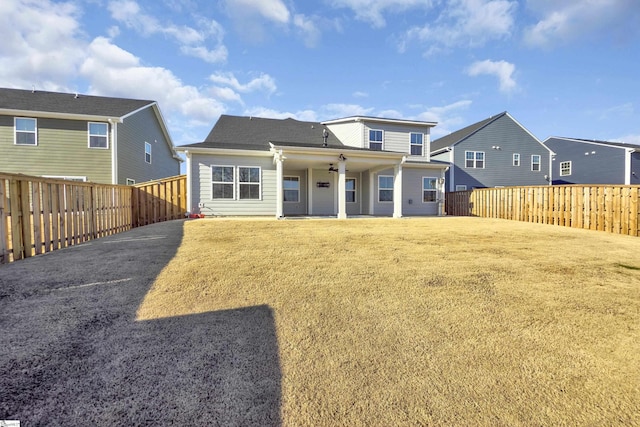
178,115,449,218
542,137,640,185
431,112,553,191
0,87,181,184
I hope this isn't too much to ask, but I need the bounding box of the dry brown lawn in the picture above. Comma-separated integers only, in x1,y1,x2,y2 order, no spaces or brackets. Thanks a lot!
137,217,640,426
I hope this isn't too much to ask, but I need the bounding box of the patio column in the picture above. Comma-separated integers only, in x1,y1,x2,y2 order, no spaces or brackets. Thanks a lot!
275,153,284,218
393,163,403,218
337,161,347,219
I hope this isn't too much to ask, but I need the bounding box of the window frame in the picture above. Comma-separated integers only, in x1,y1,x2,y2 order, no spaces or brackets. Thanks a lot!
455,185,467,191
88,122,109,149
346,177,357,203
15,117,37,146
237,166,262,200
560,161,572,176
126,178,136,185
531,154,541,171
211,165,235,200
283,175,300,203
465,150,485,169
378,175,394,203
369,129,383,151
513,153,520,166
410,133,423,156
422,177,438,203
145,142,152,164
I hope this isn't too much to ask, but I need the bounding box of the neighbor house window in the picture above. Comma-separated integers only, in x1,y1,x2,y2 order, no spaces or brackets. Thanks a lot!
88,122,108,148
423,177,437,202
212,165,234,199
15,117,37,145
410,133,423,156
346,178,356,203
560,161,572,176
513,153,520,166
465,151,485,168
531,155,541,171
126,178,136,185
456,185,467,191
369,129,383,150
238,166,261,200
378,175,393,202
283,176,299,202
145,142,152,164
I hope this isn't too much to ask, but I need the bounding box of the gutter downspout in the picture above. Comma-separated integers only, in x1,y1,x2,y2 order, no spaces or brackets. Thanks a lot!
624,148,633,185
109,119,118,184
185,150,193,214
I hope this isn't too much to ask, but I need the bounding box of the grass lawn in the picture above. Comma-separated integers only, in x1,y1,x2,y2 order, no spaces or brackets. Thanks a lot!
137,217,640,426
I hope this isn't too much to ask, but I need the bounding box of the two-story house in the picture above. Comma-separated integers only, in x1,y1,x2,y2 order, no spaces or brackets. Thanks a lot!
0,87,181,184
431,112,553,191
178,115,449,218
542,137,640,185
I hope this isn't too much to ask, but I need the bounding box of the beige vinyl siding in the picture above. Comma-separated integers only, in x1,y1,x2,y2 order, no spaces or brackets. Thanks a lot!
193,153,276,216
362,122,430,156
0,115,111,182
325,122,364,148
117,106,180,184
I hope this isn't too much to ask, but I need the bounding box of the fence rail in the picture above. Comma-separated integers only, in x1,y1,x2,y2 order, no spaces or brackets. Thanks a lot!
0,173,186,264
446,185,640,237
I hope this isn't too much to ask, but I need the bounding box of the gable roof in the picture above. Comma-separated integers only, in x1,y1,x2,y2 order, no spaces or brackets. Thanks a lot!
181,115,346,151
430,112,507,153
322,116,437,127
545,136,640,151
0,87,154,118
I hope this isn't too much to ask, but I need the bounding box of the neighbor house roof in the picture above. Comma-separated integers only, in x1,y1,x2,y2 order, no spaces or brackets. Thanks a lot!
430,112,507,154
180,115,346,151
322,116,437,127
545,137,640,151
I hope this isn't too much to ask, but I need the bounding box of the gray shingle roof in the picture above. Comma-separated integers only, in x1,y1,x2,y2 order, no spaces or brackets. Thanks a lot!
430,112,507,153
181,115,346,151
552,137,640,150
0,87,154,117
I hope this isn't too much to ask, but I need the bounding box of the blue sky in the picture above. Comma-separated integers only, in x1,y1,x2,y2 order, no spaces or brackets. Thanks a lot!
2,0,640,149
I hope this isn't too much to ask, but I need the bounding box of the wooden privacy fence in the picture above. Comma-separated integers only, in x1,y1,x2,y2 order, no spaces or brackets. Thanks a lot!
446,185,640,237
0,173,186,264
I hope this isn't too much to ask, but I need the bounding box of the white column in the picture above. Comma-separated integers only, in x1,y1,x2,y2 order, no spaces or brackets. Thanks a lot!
393,163,403,218
307,168,313,215
275,154,283,218
337,161,347,219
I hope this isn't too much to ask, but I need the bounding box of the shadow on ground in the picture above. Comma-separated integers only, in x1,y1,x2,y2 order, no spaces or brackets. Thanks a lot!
0,220,281,426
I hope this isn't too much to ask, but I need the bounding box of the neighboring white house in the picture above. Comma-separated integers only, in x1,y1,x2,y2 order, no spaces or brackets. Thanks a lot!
178,115,449,218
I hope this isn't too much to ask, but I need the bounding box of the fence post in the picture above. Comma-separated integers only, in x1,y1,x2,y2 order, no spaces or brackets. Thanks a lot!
0,179,7,263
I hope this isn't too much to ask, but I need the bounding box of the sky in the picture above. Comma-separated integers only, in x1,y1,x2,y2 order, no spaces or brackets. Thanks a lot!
2,0,640,151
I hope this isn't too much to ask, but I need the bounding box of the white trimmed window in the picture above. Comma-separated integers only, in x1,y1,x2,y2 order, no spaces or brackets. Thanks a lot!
346,178,356,203
465,151,485,168
560,161,572,176
369,129,383,150
88,122,108,149
283,176,300,202
145,142,152,164
531,155,541,171
456,185,467,191
378,175,393,202
238,166,261,200
423,177,437,202
15,117,37,145
513,153,520,166
126,178,136,185
212,165,235,199
410,133,423,156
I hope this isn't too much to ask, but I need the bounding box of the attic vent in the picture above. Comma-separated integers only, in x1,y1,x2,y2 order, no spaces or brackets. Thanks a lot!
74,93,79,99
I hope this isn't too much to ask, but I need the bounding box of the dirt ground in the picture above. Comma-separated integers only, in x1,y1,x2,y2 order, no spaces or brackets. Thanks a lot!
0,220,281,426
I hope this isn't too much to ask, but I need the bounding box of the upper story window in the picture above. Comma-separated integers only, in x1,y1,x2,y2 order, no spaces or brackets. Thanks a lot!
88,122,108,149
238,166,261,200
531,154,541,171
410,133,423,156
15,117,37,145
369,129,383,150
513,153,520,166
145,142,152,164
465,151,485,168
560,161,571,176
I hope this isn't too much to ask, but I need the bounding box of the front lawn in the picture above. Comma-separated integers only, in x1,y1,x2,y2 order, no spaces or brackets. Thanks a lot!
138,217,640,426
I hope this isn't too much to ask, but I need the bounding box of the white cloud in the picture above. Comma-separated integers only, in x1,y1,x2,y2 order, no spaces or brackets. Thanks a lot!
209,72,277,95
243,107,319,122
329,0,433,28
466,59,517,93
107,0,227,63
353,91,369,98
413,100,473,137
293,14,321,48
524,0,639,47
224,0,290,24
322,103,375,118
402,0,516,54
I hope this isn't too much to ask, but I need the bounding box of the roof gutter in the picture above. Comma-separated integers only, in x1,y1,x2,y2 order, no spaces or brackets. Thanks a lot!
0,108,123,123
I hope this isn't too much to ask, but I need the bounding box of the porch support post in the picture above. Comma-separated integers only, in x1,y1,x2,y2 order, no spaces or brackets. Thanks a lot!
393,163,403,218
337,161,347,219
275,153,284,218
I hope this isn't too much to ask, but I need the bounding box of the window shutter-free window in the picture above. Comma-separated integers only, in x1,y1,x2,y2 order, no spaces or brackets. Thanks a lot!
423,177,437,202
560,161,572,176
15,117,37,145
346,178,356,203
531,155,541,171
283,176,300,202
238,167,261,200
145,142,152,164
89,122,108,148
369,130,383,150
378,175,393,202
410,133,423,156
212,166,234,199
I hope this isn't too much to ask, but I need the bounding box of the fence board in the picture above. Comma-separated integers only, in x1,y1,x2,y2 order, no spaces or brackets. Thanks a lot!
0,179,7,263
